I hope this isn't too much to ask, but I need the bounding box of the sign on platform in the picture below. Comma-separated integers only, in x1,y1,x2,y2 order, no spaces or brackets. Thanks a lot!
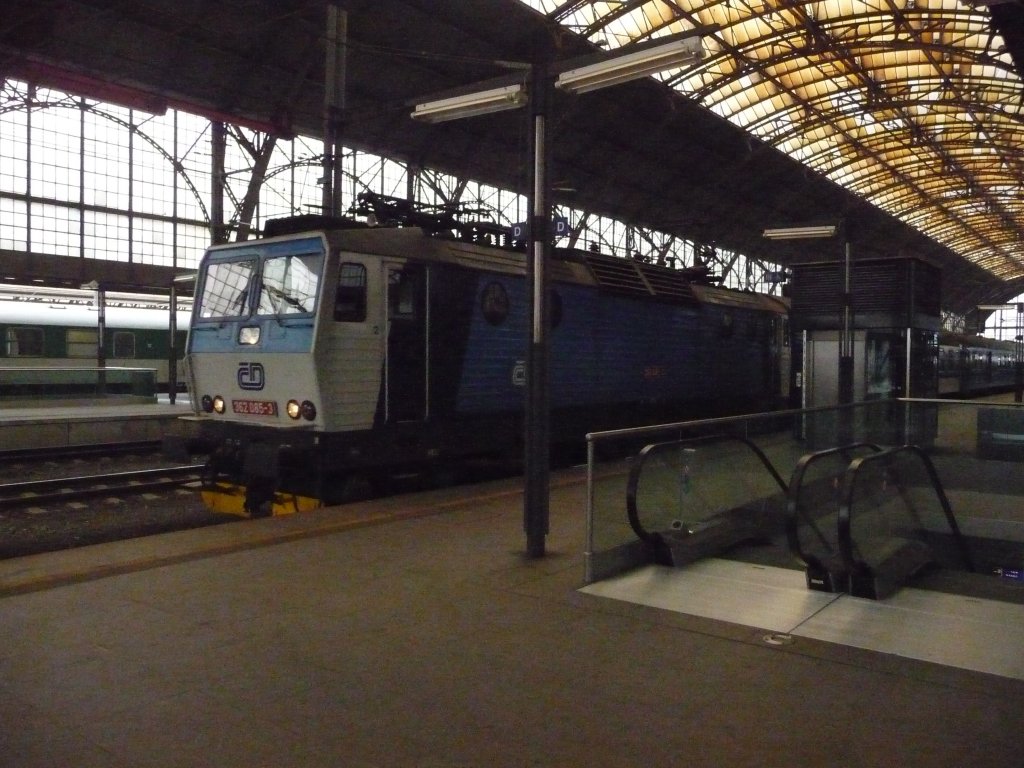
512,216,569,240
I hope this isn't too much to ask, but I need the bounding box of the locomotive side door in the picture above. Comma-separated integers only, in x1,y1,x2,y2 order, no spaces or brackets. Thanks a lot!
384,261,427,422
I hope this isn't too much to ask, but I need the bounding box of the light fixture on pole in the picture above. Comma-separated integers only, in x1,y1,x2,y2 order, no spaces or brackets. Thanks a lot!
411,84,526,123
407,31,707,558
763,221,853,418
554,35,703,94
762,225,838,240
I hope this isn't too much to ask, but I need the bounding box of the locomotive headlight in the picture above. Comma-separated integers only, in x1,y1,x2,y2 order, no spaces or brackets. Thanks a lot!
238,326,261,345
286,399,316,421
201,394,214,413
213,395,225,414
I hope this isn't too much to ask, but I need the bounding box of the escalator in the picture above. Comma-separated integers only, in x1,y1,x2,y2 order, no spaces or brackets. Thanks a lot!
626,434,791,567
788,444,975,599
786,443,884,593
625,434,1011,601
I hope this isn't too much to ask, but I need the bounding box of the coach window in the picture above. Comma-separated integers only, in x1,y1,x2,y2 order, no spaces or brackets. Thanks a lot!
334,263,367,322
67,328,98,358
5,327,44,357
113,331,136,359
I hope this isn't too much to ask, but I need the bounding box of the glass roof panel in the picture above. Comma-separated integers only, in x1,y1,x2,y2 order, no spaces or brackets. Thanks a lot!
521,0,1024,280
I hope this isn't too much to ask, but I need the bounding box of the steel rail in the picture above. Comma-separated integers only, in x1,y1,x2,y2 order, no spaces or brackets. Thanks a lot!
0,466,201,509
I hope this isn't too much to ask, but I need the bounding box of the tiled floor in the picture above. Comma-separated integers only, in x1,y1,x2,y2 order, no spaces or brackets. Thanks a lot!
582,559,1024,680
2,472,1023,767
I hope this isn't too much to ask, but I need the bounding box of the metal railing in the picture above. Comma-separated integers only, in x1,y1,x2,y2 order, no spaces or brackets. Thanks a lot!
0,366,157,404
584,396,1024,587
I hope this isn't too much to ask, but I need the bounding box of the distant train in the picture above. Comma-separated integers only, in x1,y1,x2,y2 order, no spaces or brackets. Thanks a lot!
938,331,1021,397
187,217,791,515
0,284,190,393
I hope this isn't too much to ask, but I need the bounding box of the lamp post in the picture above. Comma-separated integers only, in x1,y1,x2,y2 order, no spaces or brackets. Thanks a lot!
322,3,347,217
762,223,852,400
764,222,852,441
524,62,551,557
413,31,705,557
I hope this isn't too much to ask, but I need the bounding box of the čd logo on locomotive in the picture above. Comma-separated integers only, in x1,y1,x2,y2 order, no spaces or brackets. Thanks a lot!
237,362,266,391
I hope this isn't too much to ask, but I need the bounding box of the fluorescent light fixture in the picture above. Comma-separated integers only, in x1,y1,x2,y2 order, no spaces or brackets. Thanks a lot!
762,225,838,240
411,84,526,123
555,36,704,94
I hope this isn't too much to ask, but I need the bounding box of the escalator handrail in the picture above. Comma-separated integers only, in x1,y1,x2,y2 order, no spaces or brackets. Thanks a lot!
785,443,883,569
838,444,976,576
626,433,788,544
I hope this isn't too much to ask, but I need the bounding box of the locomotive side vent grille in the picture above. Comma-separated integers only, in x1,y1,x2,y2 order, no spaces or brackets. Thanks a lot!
636,264,696,303
584,253,651,297
582,253,696,304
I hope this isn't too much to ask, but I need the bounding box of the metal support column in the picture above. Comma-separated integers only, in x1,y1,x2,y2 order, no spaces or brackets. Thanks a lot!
839,239,854,405
1016,304,1024,403
231,131,278,240
210,122,227,244
525,63,550,558
168,283,178,404
838,238,854,444
96,286,107,396
322,3,347,217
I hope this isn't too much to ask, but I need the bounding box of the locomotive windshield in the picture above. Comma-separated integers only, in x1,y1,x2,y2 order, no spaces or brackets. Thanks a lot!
197,259,256,319
195,247,323,320
258,254,321,316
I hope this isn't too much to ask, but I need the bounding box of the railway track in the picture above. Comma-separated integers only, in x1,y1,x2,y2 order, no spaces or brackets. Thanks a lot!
0,465,202,510
0,439,164,461
0,462,225,560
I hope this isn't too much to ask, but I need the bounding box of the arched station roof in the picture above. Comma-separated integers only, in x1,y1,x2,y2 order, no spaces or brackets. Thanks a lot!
2,0,1023,318
531,0,1024,307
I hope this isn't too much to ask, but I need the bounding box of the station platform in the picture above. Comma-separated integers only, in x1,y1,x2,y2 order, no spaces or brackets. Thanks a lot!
2,467,1022,767
0,397,196,452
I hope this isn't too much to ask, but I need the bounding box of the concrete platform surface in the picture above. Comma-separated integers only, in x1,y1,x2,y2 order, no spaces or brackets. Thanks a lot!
1,469,1022,767
0,399,196,452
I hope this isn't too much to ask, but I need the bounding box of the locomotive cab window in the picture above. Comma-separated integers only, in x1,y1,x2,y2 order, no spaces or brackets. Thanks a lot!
5,327,43,357
197,259,256,318
258,253,321,317
113,331,135,358
334,263,367,322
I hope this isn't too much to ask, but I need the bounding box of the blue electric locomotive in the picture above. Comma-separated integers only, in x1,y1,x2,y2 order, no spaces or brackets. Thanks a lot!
186,217,789,515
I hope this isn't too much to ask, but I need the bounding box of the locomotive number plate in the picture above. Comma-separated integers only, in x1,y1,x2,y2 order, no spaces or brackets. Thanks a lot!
232,399,278,416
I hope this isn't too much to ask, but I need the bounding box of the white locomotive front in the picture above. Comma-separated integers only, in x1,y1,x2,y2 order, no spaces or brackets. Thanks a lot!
189,234,326,428
187,224,429,515
188,231,347,514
